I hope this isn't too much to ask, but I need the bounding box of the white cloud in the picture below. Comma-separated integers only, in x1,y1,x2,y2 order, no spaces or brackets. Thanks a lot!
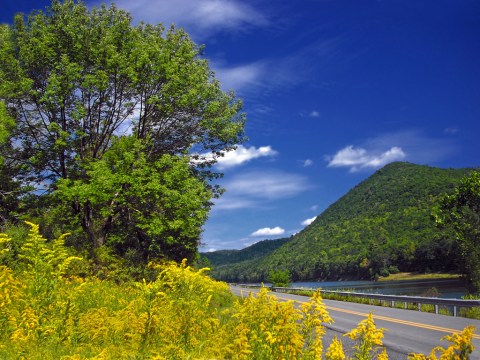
213,170,310,210
191,144,277,170
309,110,320,118
251,226,285,237
301,216,317,226
302,159,313,167
93,0,268,38
363,130,458,165
195,0,268,31
327,145,406,172
216,145,277,169
326,130,459,172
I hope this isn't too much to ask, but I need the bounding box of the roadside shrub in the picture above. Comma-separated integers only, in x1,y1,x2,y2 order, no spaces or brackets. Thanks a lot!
408,325,475,359
344,313,388,360
268,269,292,287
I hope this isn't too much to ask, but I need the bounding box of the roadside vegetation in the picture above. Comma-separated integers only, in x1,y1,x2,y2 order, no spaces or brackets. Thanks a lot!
273,287,480,320
0,224,476,359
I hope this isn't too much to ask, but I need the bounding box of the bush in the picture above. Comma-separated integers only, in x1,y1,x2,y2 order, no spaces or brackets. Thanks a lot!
268,269,291,287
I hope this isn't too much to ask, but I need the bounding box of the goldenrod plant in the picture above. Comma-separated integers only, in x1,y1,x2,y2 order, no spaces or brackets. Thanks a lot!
0,233,10,257
326,336,346,360
0,223,476,359
408,325,476,360
226,287,305,359
344,313,388,360
18,222,82,278
299,289,334,358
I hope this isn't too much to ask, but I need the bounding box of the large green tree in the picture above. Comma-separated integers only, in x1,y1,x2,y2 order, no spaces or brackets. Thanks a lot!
0,0,245,261
435,171,480,293
55,136,212,261
0,100,23,225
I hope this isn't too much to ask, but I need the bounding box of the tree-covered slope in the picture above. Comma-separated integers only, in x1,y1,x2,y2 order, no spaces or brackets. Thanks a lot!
201,237,291,266
211,162,477,283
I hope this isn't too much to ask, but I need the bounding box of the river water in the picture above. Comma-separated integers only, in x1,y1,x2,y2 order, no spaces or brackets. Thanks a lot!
290,278,469,299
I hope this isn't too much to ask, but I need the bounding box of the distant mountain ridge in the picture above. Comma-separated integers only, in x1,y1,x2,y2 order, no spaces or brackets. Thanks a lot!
201,237,291,266
207,162,477,283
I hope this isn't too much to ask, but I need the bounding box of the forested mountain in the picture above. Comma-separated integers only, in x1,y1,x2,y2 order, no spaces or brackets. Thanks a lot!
201,237,291,266
210,162,477,283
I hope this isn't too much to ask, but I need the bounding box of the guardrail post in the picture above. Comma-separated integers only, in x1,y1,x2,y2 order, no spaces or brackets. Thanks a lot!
435,304,439,315
418,303,421,312
453,306,457,317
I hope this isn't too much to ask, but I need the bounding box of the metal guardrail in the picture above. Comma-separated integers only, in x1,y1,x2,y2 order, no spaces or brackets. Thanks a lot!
236,284,480,317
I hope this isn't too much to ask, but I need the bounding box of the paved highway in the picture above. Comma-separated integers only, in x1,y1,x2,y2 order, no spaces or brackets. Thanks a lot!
230,285,480,358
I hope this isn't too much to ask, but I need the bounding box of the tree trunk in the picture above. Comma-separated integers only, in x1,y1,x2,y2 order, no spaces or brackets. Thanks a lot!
81,201,106,248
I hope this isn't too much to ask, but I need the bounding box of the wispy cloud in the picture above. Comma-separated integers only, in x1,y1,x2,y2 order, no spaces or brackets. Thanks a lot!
309,110,320,118
213,170,310,210
251,226,285,237
327,145,406,172
227,171,309,199
89,1,345,98
444,127,459,134
213,198,257,210
213,36,346,95
213,61,267,92
301,216,316,226
212,57,296,94
92,0,268,38
216,145,277,169
302,159,314,167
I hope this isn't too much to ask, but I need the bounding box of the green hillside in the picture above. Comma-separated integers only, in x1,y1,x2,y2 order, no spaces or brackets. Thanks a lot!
211,162,477,283
201,238,291,266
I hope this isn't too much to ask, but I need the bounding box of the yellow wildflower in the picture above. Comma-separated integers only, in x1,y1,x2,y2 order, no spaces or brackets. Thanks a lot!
326,336,346,360
345,313,387,360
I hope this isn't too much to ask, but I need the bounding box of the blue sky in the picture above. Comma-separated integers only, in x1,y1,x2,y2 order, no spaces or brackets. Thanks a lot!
2,1,479,251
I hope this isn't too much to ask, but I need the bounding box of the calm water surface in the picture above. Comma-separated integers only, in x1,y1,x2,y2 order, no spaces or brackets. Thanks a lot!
291,279,469,299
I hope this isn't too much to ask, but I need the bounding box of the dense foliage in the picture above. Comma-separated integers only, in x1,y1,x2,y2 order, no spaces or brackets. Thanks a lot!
0,0,245,263
211,162,477,283
201,237,291,266
267,269,292,287
435,171,480,293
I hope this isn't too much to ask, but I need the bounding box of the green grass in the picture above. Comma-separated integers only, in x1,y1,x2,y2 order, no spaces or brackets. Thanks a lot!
377,272,462,282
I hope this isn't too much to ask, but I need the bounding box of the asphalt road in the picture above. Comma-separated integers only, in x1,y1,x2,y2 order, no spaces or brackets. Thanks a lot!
230,285,480,359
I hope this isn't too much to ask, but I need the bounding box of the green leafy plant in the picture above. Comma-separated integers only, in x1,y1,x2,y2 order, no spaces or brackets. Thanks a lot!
268,269,291,287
